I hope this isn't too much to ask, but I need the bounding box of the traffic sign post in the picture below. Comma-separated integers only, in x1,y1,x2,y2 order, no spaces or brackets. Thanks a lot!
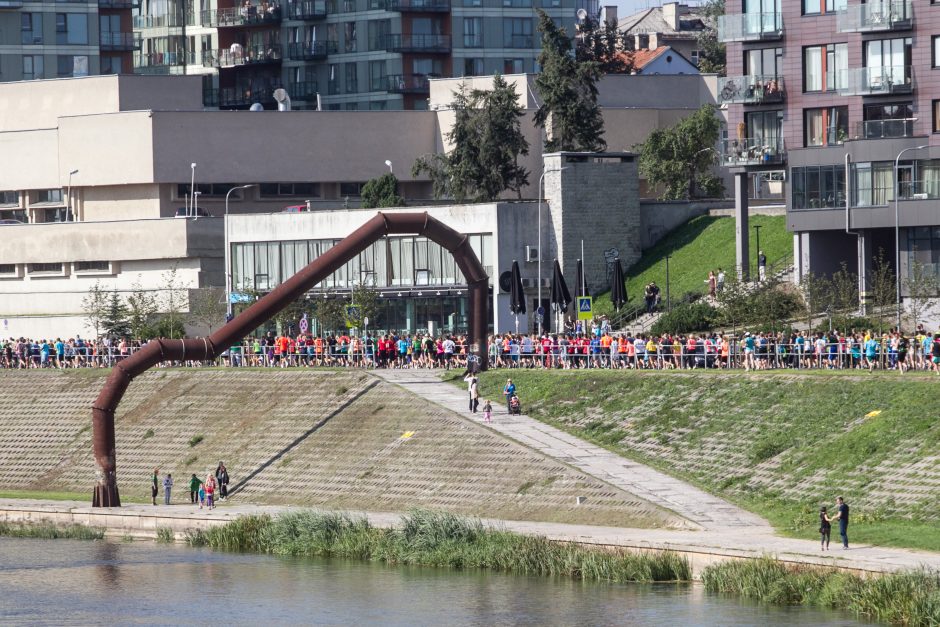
299,314,309,334
577,296,593,321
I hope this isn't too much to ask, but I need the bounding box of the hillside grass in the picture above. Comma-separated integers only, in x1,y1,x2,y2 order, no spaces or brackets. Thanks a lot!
593,215,789,318
464,369,940,553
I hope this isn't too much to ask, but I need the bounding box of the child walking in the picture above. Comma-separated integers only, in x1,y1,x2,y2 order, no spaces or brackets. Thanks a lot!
198,484,206,509
482,399,492,423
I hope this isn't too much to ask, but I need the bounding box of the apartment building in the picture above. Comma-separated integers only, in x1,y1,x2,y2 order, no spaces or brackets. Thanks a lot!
0,0,136,80
133,0,597,110
719,0,940,304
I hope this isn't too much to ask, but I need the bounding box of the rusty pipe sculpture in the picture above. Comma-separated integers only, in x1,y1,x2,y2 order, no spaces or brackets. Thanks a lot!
91,212,489,507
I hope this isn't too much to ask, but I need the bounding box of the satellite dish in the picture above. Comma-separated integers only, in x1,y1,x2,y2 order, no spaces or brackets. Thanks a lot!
249,103,264,111
273,88,291,112
576,8,587,20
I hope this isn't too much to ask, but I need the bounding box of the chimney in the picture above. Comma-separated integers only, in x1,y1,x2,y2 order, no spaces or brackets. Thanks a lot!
663,2,679,30
602,5,617,24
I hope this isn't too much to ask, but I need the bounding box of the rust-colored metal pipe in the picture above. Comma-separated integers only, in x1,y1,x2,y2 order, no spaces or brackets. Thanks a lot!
90,212,489,507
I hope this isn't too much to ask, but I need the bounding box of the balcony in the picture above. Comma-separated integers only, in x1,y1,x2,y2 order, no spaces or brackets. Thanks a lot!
219,86,277,109
718,12,782,43
286,40,336,60
718,75,784,105
201,6,282,28
387,0,450,11
100,32,141,51
838,66,912,96
133,13,195,28
99,0,140,8
134,50,200,71
204,44,282,68
385,73,432,94
383,34,451,54
837,0,912,32
854,118,917,140
286,0,327,19
720,137,786,167
287,80,318,101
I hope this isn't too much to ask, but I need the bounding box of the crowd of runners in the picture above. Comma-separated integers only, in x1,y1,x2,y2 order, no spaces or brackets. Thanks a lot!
4,325,940,372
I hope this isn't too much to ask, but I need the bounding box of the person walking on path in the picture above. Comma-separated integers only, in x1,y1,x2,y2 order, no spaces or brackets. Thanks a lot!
832,496,849,548
706,271,717,298
151,468,159,506
819,506,832,550
502,378,516,414
189,473,202,504
215,462,230,501
162,473,173,505
204,473,217,509
464,373,479,413
716,268,725,293
482,399,492,423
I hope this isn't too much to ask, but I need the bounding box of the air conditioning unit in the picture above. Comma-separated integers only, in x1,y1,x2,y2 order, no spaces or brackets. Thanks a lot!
912,193,928,200
525,245,539,263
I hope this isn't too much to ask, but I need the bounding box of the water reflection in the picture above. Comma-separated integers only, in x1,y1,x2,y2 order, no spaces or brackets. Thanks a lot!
0,538,868,626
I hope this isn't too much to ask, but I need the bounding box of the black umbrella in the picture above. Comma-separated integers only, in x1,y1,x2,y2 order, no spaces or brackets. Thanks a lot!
509,260,525,335
576,259,590,299
550,259,572,314
610,257,628,311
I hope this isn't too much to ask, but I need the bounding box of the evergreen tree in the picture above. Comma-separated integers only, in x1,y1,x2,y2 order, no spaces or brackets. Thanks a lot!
412,75,528,201
638,104,722,200
575,14,633,74
534,9,606,153
102,291,131,338
696,0,726,75
360,173,406,208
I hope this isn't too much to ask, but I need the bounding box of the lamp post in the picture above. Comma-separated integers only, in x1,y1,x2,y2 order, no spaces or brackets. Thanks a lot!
66,169,78,222
193,191,202,221
753,224,762,281
384,160,393,174
225,184,258,318
537,166,568,335
190,162,197,216
894,144,928,331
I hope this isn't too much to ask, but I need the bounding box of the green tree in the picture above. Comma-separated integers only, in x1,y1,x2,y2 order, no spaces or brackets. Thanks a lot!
905,258,938,332
575,13,633,74
413,76,529,202
314,297,347,335
716,274,750,335
159,264,186,339
82,280,109,338
696,0,726,75
534,9,606,153
800,272,831,332
829,262,860,327
360,173,405,209
102,291,131,338
348,282,381,331
869,249,897,333
638,105,722,200
126,277,158,339
187,287,227,334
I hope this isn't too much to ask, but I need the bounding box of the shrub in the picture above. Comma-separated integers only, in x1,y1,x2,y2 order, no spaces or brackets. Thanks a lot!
188,435,204,447
156,527,175,543
651,302,719,335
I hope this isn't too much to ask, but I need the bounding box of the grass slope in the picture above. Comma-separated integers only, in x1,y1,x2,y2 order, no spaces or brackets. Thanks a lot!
593,215,789,318
467,370,940,552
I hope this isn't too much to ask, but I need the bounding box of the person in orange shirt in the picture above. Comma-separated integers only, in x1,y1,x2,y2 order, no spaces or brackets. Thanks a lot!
314,336,324,366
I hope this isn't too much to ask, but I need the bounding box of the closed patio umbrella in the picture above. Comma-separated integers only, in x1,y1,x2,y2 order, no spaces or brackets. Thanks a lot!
509,260,525,334
550,259,571,333
610,257,628,311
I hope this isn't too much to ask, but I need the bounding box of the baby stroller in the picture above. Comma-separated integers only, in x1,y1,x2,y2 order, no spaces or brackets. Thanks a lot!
508,393,521,415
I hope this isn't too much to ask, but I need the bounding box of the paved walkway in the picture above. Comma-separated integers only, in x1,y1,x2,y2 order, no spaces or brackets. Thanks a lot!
372,368,769,533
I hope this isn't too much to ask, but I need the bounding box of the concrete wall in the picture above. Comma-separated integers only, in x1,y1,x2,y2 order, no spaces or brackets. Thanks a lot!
639,200,730,251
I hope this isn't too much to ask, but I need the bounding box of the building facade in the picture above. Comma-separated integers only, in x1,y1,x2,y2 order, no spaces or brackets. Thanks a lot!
719,0,940,307
618,2,708,66
0,0,137,80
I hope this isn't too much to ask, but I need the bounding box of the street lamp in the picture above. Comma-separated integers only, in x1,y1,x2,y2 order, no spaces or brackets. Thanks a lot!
753,224,762,281
190,162,197,216
67,169,78,222
384,160,393,174
225,184,258,318
894,144,928,331
537,166,568,335
193,191,202,221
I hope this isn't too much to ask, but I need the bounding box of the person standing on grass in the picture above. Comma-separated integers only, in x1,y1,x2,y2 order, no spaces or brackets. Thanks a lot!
162,473,173,505
819,506,832,551
189,473,202,505
151,468,159,506
831,496,849,549
502,378,515,413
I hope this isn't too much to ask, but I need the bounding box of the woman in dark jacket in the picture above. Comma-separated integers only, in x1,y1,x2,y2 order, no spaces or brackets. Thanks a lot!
215,462,230,500
819,506,832,550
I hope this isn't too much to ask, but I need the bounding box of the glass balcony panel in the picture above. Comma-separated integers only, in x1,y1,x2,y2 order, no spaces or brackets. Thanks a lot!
836,0,912,32
720,137,786,167
718,12,782,43
718,75,784,105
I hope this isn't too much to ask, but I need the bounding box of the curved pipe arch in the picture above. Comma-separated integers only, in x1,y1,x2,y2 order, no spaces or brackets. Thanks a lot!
91,212,489,507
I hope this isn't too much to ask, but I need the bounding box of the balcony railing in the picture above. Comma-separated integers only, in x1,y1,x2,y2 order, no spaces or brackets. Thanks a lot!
838,65,912,96
837,0,912,32
286,0,327,19
204,44,282,68
718,12,783,42
718,75,784,105
134,50,200,70
201,6,282,28
100,32,141,51
854,118,917,140
219,86,278,108
286,41,336,60
720,137,786,167
99,0,140,8
385,73,432,94
387,0,451,11
133,13,195,28
287,80,318,100
382,33,451,53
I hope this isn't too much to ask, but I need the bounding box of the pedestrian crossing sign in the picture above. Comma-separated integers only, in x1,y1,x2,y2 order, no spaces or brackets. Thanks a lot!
577,296,593,320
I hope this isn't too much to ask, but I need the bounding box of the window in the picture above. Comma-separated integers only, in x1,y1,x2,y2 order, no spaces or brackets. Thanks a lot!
101,56,123,75
865,38,911,88
934,100,940,133
176,183,244,198
503,58,523,74
463,17,482,48
57,56,89,77
369,60,387,91
35,189,64,204
503,0,531,5
503,18,533,48
74,261,110,272
745,110,783,145
22,56,43,81
802,0,845,14
934,36,940,68
464,57,484,76
791,166,846,210
690,49,700,66
862,102,913,138
339,182,365,197
852,162,895,206
56,13,89,45
258,183,320,197
27,263,64,274
344,22,357,52
804,106,848,146
328,64,340,95
345,62,358,93
803,43,847,92
370,100,387,110
0,265,16,276
0,191,18,205
745,47,782,77
21,13,42,45
368,19,390,51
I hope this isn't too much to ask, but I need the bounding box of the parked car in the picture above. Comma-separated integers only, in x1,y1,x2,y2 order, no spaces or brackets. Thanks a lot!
282,204,306,213
0,219,25,225
174,206,212,218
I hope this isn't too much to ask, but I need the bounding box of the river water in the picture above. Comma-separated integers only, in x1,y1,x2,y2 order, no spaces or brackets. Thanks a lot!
0,537,867,626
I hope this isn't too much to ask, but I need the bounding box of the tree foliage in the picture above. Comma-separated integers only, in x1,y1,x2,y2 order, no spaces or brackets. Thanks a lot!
127,277,158,339
638,104,722,200
159,264,186,339
575,14,633,74
412,75,529,202
360,173,405,209
534,9,606,153
348,282,381,331
82,280,109,339
188,287,227,334
905,257,938,332
314,297,347,334
869,249,897,333
102,291,131,339
696,0,726,75
800,272,831,331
